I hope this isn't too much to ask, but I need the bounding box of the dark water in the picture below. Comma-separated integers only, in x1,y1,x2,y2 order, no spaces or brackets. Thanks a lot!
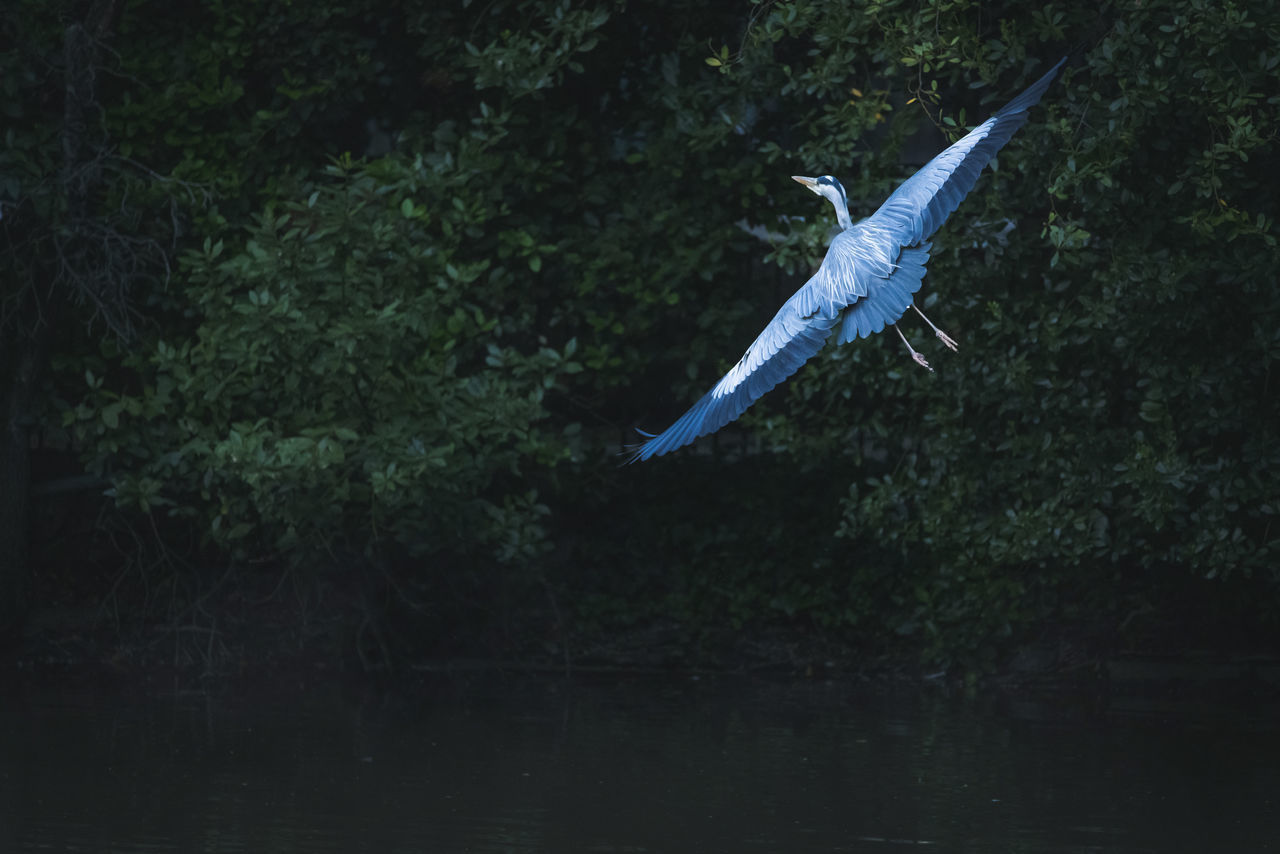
2,673,1277,852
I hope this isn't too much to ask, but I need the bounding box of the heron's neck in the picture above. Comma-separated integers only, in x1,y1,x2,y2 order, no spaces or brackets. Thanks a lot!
830,199,853,231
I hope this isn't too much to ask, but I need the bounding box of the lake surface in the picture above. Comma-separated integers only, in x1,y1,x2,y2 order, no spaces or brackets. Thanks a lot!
2,672,1276,852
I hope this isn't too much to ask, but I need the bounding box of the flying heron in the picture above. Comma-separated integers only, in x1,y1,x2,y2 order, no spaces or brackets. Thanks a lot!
630,57,1066,462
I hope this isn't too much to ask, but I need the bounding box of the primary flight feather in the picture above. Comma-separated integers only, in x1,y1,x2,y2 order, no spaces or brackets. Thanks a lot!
630,57,1066,462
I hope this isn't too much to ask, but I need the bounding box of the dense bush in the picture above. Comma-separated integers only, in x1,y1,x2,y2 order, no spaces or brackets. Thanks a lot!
65,154,576,567
6,0,1278,670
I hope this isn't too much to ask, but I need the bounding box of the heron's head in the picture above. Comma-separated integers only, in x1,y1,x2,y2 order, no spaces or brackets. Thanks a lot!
791,175,847,210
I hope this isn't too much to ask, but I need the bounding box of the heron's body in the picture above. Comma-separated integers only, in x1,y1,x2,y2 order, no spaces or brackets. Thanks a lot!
630,58,1066,462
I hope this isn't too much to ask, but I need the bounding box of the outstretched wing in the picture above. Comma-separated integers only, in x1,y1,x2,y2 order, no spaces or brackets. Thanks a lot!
627,280,843,462
868,57,1066,247
837,58,1064,342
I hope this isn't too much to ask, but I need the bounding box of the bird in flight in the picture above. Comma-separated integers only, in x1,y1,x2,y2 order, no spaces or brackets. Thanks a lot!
629,57,1066,462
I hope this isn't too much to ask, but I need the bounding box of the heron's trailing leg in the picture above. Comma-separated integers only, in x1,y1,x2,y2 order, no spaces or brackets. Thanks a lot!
912,304,958,352
893,324,933,372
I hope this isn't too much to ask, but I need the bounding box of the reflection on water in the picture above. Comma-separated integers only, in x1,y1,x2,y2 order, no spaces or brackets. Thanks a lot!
1,673,1277,852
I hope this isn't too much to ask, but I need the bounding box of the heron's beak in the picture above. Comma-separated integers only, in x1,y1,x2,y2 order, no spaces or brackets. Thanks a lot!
791,175,821,195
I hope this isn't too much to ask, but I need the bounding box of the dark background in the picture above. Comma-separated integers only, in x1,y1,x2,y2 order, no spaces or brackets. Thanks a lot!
2,0,1277,679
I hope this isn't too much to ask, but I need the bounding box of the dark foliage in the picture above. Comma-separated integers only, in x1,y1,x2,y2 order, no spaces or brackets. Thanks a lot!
4,0,1277,673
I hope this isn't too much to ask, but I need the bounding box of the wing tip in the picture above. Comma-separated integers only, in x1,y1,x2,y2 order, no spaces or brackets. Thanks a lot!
994,55,1068,118
620,427,659,464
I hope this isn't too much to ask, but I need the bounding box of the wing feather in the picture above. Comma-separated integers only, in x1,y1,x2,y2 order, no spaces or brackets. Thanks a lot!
869,57,1065,247
838,243,932,343
630,235,932,461
628,297,840,462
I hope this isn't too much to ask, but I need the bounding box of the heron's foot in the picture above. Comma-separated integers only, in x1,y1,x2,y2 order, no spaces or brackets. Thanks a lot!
912,305,957,353
894,324,934,372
